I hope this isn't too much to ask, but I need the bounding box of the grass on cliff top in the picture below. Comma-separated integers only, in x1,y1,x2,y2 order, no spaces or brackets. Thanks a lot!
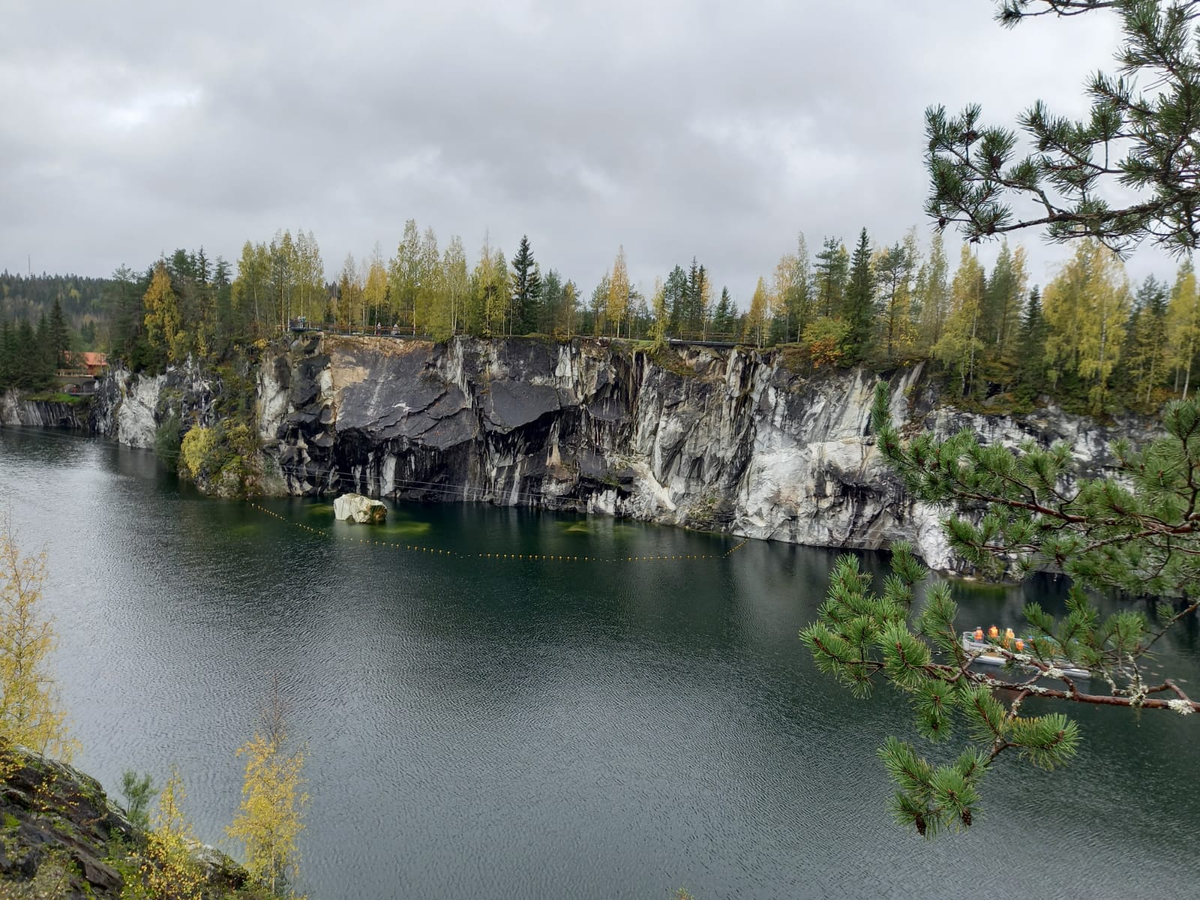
24,391,91,405
630,341,698,377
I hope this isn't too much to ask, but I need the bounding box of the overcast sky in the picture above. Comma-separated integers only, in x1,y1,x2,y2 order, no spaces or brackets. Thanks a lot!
0,0,1177,303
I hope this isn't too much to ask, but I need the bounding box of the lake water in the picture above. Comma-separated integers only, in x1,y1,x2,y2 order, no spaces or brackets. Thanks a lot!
1,426,1198,899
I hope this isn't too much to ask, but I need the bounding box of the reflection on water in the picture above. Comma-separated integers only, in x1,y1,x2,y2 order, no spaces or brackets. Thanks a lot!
1,426,1197,899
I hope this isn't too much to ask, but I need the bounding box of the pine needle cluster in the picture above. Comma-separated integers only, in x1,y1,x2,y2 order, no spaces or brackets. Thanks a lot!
802,382,1200,836
927,0,1200,256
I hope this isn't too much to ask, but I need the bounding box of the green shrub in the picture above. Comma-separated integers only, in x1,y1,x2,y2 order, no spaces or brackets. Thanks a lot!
154,414,182,471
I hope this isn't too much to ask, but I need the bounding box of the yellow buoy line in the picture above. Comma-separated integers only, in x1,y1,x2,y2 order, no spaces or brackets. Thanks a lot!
247,502,750,564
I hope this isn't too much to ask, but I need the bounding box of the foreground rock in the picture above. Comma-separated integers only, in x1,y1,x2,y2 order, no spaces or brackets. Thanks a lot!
334,492,387,524
0,748,250,899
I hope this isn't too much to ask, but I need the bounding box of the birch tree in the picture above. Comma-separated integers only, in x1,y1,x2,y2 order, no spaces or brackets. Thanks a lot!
1042,239,1130,413
228,683,308,898
606,246,630,338
1167,261,1200,399
0,527,75,772
934,245,985,397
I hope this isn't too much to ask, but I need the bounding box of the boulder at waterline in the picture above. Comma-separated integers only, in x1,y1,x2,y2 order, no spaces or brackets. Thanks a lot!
334,492,387,524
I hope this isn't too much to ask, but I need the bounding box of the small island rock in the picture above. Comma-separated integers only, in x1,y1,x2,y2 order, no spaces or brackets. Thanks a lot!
334,493,387,524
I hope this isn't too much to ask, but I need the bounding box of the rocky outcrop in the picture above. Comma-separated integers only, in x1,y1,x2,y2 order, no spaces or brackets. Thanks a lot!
79,335,1158,569
0,749,246,899
91,361,221,449
334,492,387,524
0,389,90,429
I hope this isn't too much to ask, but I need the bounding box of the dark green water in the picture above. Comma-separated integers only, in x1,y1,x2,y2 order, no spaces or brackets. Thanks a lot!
1,427,1198,899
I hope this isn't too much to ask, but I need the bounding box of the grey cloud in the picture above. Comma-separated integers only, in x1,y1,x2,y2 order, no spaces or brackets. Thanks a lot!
0,0,1169,301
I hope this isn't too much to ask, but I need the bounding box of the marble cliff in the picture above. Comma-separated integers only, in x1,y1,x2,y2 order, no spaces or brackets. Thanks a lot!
3,335,1159,569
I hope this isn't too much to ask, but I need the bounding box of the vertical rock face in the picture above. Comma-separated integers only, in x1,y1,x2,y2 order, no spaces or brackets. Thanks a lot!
0,390,89,429
69,335,1158,566
246,335,1158,569
87,361,222,449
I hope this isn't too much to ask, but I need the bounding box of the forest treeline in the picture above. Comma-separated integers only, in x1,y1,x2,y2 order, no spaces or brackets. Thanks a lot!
4,224,1200,413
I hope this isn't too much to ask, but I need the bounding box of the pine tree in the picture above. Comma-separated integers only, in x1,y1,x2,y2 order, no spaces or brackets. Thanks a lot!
842,228,876,364
926,1,1200,255
807,382,1200,836
14,320,38,389
684,258,702,335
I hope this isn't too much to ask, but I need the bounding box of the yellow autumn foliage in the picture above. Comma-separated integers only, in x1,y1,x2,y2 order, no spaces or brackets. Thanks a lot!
0,528,76,774
228,717,308,898
124,768,207,900
179,426,220,481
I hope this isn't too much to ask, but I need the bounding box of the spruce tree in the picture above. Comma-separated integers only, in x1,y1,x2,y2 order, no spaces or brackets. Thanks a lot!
0,320,13,389
510,235,542,335
1015,287,1048,400
15,320,37,389
1122,276,1170,406
813,237,848,318
664,265,688,336
842,228,876,364
540,269,563,336
47,298,69,370
875,242,913,359
713,288,734,337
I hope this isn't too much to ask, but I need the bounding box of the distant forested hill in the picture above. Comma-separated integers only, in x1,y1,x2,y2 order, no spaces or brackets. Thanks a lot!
0,272,111,346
